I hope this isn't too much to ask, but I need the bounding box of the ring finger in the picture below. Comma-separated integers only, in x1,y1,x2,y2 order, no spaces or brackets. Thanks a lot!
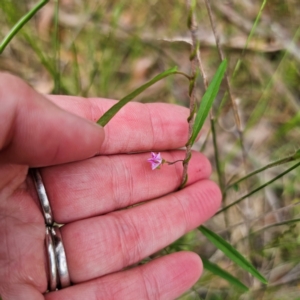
58,179,221,283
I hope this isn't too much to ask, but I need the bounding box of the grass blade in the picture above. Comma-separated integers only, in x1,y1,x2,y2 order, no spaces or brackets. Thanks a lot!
199,225,268,284
202,258,249,292
188,59,227,146
218,161,300,215
97,66,178,127
0,0,49,54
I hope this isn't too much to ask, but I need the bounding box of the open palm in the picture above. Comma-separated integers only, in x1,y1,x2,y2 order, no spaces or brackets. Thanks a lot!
0,73,221,300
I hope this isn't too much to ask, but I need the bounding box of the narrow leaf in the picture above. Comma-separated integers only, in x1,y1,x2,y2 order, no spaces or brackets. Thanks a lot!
202,258,249,292
97,66,178,127
218,161,300,215
233,183,239,192
199,225,268,284
0,0,49,54
189,60,227,146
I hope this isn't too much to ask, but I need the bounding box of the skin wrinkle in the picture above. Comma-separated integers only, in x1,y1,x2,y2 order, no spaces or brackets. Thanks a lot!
1,217,44,289
199,183,220,216
3,226,22,288
113,212,144,268
155,106,166,149
97,274,138,300
172,193,190,234
0,165,28,200
110,156,131,208
140,266,159,300
113,273,139,299
165,205,185,241
145,104,156,149
49,142,62,166
108,155,122,210
1,216,11,284
52,166,97,204
121,157,134,207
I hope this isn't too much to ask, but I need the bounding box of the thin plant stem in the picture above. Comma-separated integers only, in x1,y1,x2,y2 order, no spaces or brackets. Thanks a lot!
165,159,184,165
180,0,198,189
182,1,224,195
251,217,300,236
22,32,70,94
174,71,191,80
204,1,253,258
232,0,268,78
71,42,82,95
191,12,225,195
0,0,49,54
23,32,55,76
53,0,60,93
211,118,224,191
225,151,300,192
204,0,242,134
204,0,245,194
216,161,300,215
199,127,211,153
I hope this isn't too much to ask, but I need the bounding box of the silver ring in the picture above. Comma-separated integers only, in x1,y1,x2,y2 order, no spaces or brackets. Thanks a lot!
31,169,70,290
51,226,71,289
31,169,53,226
45,227,58,291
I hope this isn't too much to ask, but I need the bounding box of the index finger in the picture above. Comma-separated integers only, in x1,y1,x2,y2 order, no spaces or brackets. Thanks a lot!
47,95,190,154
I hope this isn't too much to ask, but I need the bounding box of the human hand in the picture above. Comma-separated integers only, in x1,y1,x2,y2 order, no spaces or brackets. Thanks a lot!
0,73,221,300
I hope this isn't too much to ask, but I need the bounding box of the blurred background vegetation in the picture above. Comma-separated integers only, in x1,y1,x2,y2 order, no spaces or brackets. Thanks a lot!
1,0,300,299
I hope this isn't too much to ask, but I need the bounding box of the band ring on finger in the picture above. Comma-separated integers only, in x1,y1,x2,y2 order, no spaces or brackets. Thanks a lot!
31,168,71,291
31,168,53,226
45,227,58,291
51,226,71,288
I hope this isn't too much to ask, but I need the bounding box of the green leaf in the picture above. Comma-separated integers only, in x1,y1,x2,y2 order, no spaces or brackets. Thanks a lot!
97,66,178,127
293,149,300,159
202,258,249,292
199,225,268,284
233,183,239,192
0,0,49,54
188,60,227,146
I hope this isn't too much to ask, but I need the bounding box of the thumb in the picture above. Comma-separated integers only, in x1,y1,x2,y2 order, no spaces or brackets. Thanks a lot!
0,73,105,167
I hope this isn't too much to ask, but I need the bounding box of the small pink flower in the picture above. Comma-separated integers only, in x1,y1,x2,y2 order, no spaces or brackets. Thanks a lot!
147,152,163,170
